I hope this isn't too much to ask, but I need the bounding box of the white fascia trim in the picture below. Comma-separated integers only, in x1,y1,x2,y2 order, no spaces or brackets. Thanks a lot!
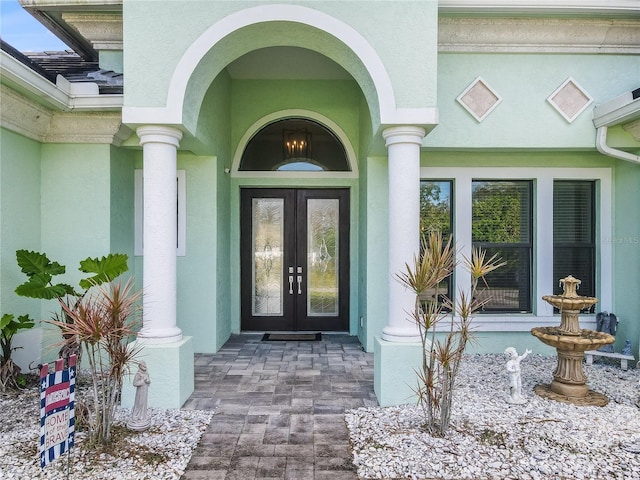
439,0,640,15
121,106,186,129
593,93,640,128
380,107,439,130
1,50,123,112
140,4,398,127
1,50,69,110
434,315,597,333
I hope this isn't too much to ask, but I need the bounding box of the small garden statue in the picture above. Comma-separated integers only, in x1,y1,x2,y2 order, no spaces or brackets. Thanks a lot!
596,311,617,353
505,347,531,404
622,339,632,356
127,361,151,431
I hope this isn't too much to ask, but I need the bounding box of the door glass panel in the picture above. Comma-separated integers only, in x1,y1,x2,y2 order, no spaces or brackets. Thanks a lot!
252,198,284,316
307,199,339,316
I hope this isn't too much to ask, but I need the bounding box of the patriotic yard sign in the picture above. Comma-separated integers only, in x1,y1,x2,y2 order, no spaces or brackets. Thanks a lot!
40,355,76,468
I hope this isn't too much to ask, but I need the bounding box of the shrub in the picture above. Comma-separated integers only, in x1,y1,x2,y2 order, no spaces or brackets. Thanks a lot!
0,313,35,390
396,230,504,437
48,279,142,446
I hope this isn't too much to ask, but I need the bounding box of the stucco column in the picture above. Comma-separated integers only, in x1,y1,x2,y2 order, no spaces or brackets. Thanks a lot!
382,126,426,342
137,125,183,344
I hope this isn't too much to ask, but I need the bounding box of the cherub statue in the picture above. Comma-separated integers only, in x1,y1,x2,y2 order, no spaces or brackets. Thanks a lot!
505,347,531,404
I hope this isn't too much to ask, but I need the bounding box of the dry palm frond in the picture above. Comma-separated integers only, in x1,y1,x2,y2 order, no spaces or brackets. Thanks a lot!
396,231,456,298
463,247,507,291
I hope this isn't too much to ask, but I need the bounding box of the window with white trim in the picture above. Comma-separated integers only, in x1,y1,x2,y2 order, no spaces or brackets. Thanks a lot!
420,167,611,330
134,169,186,256
553,180,596,311
472,180,533,313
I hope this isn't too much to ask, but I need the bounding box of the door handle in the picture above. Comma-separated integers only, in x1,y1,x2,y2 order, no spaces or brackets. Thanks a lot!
288,267,294,294
296,266,303,295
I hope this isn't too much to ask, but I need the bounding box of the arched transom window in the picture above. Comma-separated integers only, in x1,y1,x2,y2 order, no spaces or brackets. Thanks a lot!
239,118,350,172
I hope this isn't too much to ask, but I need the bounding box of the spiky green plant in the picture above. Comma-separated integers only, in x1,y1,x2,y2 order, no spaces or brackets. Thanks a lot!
396,231,505,437
47,279,142,446
0,313,35,390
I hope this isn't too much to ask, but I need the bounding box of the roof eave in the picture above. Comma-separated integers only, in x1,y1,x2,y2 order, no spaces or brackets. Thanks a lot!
1,50,123,112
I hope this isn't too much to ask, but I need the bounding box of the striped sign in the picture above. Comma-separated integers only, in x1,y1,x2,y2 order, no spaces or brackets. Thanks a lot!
39,355,76,468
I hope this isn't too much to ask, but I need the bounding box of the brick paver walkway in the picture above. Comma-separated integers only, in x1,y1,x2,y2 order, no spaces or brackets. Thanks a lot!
181,334,377,479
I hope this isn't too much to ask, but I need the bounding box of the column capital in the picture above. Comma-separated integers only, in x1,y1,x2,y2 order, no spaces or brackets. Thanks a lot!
382,125,426,147
137,125,183,147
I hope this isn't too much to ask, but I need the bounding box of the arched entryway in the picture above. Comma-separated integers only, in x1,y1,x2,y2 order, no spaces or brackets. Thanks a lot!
238,118,352,332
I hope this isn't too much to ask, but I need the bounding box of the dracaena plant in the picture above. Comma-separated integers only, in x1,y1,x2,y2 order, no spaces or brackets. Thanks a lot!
396,230,505,437
47,279,142,446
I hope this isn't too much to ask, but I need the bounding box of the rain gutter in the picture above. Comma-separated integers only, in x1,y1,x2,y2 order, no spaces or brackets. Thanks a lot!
593,88,640,165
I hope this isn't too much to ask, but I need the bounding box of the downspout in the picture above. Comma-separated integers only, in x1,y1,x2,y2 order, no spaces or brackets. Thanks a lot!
595,126,640,164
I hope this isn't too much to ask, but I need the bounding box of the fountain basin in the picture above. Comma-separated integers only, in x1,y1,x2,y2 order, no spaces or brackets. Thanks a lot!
531,326,614,404
532,276,614,406
531,327,614,352
541,294,599,312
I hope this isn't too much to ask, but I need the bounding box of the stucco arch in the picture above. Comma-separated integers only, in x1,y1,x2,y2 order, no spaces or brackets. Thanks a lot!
175,4,394,135
124,4,426,135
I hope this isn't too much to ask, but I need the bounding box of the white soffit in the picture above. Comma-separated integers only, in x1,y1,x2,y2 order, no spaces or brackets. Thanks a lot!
547,77,593,123
456,77,502,122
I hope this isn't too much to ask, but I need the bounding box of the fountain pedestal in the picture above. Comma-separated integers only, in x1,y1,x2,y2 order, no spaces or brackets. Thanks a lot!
531,276,614,406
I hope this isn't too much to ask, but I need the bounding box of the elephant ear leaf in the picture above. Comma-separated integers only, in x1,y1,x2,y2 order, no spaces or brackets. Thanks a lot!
15,273,74,299
17,315,35,330
0,314,13,331
79,254,129,289
16,250,65,277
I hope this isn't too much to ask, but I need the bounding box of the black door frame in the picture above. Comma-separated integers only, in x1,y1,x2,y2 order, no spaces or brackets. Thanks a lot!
240,188,350,332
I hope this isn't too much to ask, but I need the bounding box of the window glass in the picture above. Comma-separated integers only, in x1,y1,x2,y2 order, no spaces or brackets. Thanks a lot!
472,180,532,312
553,181,596,311
420,180,453,304
420,180,452,239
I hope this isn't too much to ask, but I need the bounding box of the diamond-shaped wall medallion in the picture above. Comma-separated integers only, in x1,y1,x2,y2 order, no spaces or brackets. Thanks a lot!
547,77,593,123
456,77,502,122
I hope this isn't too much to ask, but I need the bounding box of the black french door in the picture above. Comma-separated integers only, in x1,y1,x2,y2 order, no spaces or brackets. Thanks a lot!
240,188,349,331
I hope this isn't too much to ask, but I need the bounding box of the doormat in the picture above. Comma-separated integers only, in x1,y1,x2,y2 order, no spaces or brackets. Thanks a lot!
262,333,322,342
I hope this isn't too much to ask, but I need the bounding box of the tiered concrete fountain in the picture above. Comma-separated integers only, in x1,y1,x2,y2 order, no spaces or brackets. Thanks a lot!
531,275,614,406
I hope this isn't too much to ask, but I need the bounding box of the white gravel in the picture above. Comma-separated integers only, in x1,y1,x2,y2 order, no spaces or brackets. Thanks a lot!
0,377,212,480
346,354,640,480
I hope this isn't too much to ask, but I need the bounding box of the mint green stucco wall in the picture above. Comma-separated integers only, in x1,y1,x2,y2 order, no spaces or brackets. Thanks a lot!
38,144,115,362
40,144,113,274
176,152,219,353
110,145,136,260
361,156,388,352
230,79,361,152
612,160,640,358
0,128,42,320
429,53,640,149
